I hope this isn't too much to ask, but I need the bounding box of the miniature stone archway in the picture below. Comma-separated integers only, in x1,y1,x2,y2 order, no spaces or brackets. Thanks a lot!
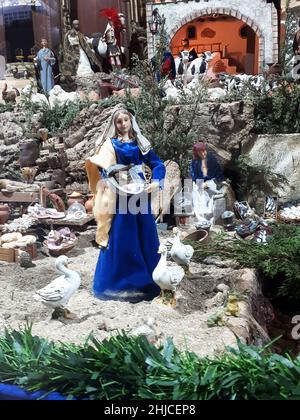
169,9,264,71
146,0,278,72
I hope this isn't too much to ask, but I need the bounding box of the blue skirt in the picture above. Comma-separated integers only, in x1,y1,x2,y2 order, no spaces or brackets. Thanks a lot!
94,194,161,302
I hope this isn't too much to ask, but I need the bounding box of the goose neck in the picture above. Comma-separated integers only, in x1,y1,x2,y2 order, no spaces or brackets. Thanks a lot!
159,251,168,265
57,262,73,279
174,232,181,245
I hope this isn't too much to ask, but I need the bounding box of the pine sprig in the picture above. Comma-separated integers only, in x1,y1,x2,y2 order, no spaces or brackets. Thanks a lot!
192,225,300,299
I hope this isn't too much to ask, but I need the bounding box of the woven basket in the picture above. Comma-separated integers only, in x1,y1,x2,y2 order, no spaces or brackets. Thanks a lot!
183,229,209,244
43,239,77,256
277,214,300,225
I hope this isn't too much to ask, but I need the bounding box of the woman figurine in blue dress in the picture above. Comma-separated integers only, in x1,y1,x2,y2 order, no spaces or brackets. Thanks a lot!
36,39,56,94
191,141,231,224
86,109,166,302
190,141,224,185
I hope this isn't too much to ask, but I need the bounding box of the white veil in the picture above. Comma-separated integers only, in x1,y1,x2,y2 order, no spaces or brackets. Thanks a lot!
95,108,152,155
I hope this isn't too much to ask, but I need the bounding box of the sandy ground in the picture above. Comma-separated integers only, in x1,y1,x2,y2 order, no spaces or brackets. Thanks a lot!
0,72,33,105
0,77,31,100
0,228,242,357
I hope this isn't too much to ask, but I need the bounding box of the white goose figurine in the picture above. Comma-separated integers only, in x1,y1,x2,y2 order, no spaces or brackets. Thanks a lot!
170,227,194,270
34,255,81,319
153,244,185,305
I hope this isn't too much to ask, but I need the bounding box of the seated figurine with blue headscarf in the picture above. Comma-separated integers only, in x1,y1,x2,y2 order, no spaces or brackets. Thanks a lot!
191,141,225,186
191,142,231,225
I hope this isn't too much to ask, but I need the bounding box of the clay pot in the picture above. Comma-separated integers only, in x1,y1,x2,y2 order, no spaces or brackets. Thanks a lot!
0,203,11,225
68,198,85,208
183,229,209,245
85,195,94,214
67,192,85,208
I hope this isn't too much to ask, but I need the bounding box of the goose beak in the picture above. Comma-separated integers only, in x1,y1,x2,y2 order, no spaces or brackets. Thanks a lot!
158,246,167,254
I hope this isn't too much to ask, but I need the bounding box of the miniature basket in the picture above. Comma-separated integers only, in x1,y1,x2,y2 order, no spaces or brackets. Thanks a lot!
277,212,300,225
183,229,209,244
43,239,77,256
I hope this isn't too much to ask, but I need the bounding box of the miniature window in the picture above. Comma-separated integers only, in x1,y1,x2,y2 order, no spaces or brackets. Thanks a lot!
240,25,249,39
187,26,196,39
201,28,216,38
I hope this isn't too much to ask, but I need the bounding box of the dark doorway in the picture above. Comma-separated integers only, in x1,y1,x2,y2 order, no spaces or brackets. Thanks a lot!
4,6,34,63
70,0,78,22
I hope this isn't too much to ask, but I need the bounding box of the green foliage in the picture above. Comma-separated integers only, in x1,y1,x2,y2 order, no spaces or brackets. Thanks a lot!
280,0,298,76
0,325,300,400
0,324,55,385
218,76,300,134
127,60,206,177
18,93,43,134
0,167,22,181
125,21,207,178
19,95,90,135
193,225,300,300
98,95,124,109
0,103,14,113
234,155,288,202
40,101,87,134
19,94,41,115
251,80,300,134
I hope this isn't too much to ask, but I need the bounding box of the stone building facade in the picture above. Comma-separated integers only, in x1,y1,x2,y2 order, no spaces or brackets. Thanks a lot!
0,0,285,72
146,0,280,73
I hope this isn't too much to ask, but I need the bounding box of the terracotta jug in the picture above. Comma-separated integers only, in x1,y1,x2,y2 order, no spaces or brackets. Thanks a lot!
0,203,10,225
67,192,85,208
85,195,94,214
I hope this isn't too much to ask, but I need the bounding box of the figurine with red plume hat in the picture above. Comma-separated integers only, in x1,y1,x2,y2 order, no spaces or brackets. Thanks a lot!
100,8,126,70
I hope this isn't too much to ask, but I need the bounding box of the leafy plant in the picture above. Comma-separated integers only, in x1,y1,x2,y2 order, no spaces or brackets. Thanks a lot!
0,324,54,385
17,79,91,135
40,101,87,134
192,225,300,300
250,80,300,134
0,326,300,400
125,21,208,178
0,103,14,113
280,0,298,77
98,95,124,109
0,167,22,182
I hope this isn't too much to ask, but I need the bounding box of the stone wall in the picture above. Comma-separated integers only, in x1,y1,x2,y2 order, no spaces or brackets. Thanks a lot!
1,102,299,202
0,100,253,192
164,101,255,157
0,110,25,178
244,134,300,202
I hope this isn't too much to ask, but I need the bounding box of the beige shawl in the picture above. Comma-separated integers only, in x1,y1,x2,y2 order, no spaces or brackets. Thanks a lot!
85,138,117,247
86,109,152,247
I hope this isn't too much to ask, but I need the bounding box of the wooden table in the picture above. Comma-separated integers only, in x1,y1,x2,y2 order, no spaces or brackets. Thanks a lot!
0,189,46,206
37,214,95,228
